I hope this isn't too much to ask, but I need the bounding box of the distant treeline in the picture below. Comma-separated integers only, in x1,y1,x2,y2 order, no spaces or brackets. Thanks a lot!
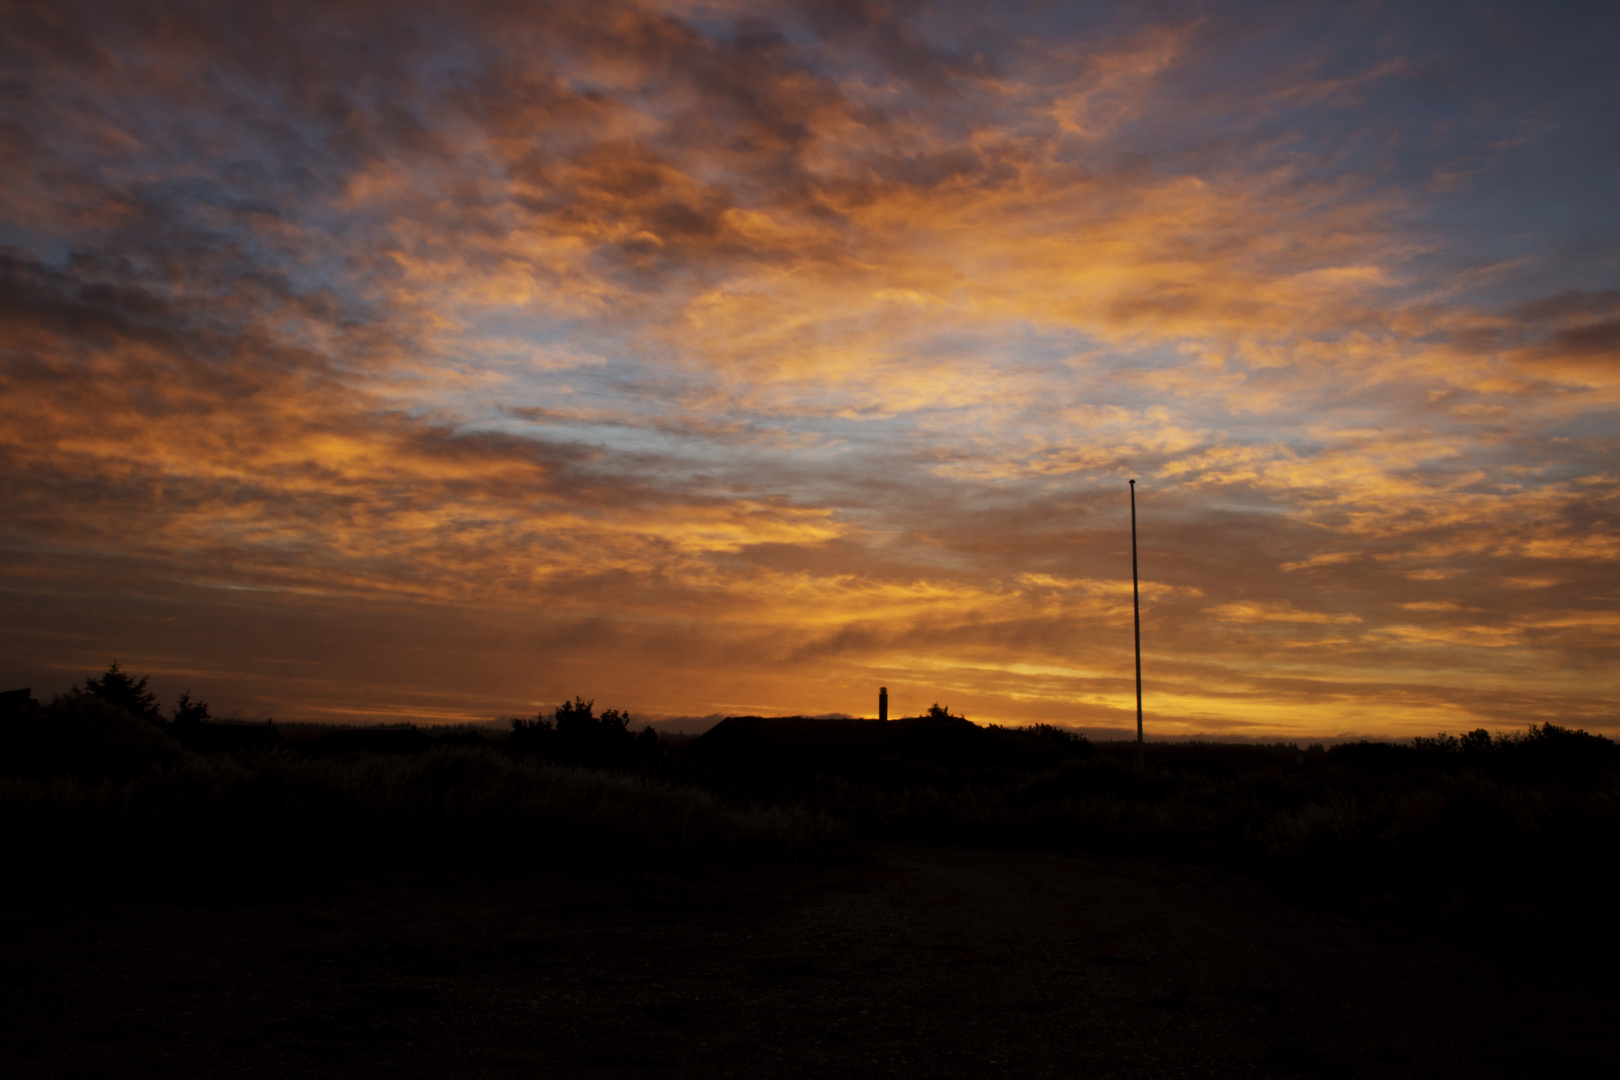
4,663,1617,967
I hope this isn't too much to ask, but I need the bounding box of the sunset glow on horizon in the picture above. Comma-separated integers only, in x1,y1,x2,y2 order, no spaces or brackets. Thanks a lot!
3,1,1618,738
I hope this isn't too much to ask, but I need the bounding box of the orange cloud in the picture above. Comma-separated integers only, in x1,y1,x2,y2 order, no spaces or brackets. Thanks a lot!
1,1,1616,737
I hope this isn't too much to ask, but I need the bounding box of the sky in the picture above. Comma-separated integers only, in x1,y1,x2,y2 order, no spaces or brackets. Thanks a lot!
2,0,1618,738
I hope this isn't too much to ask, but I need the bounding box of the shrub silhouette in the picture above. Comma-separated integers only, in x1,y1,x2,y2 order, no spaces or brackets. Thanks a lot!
1022,723,1093,753
509,696,658,768
508,712,553,756
0,690,848,875
1411,722,1614,781
0,743,847,875
77,661,160,722
7,666,1616,964
171,690,210,725
664,719,1618,962
0,693,181,783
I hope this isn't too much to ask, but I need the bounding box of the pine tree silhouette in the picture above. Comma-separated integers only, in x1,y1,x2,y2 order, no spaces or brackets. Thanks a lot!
78,661,161,721
172,690,210,725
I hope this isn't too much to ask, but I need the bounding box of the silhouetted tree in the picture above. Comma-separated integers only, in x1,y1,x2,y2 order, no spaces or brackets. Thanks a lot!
78,661,160,721
172,690,210,726
553,696,601,743
925,703,963,721
510,696,657,768
555,697,624,764
509,712,555,756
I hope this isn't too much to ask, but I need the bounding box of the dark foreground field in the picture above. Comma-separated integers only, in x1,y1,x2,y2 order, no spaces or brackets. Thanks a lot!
5,690,1618,1077
4,845,1616,1080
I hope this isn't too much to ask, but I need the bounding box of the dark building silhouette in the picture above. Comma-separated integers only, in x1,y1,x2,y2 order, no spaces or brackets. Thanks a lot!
879,686,888,723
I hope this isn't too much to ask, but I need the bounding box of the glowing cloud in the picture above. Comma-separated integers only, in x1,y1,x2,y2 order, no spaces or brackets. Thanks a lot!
1,0,1617,736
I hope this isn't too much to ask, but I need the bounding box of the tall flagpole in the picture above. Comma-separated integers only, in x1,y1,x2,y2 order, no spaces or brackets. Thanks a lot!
1130,479,1143,768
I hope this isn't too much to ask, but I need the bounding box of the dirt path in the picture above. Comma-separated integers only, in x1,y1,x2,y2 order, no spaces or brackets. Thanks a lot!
2,846,1613,1078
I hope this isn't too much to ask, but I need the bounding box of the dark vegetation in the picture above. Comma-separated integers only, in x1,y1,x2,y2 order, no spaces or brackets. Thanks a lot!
510,695,659,768
3,666,1617,964
0,670,843,876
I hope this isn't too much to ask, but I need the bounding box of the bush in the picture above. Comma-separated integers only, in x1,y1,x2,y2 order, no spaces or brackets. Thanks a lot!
0,695,849,881
0,747,848,876
0,694,182,783
76,661,161,722
660,723,1619,957
171,691,210,725
509,696,658,768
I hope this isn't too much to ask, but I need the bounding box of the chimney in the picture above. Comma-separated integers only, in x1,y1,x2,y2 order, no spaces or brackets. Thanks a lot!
879,686,888,723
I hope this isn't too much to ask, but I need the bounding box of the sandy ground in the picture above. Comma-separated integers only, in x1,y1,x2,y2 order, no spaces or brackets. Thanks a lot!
2,845,1614,1079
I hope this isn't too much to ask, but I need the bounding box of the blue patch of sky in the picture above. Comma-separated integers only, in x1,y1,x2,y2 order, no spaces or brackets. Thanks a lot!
0,228,72,269
994,1,1620,297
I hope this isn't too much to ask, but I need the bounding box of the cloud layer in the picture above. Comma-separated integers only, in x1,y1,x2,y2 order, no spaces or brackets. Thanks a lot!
2,0,1618,735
